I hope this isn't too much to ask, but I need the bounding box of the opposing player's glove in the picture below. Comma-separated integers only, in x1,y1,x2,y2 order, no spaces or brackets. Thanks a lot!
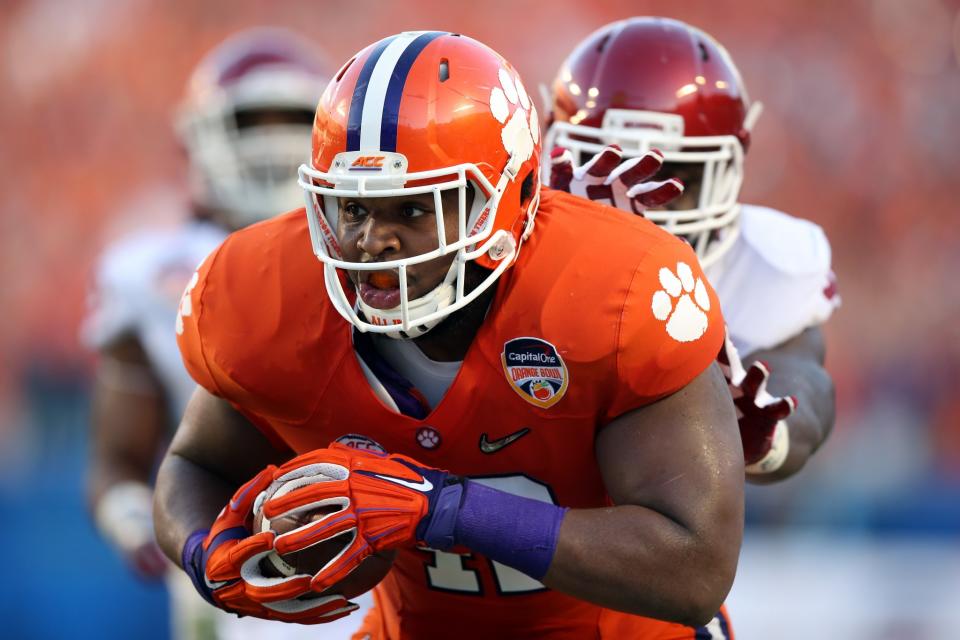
251,444,463,598
182,466,357,624
548,144,683,214
94,481,169,580
129,540,170,578
718,334,797,474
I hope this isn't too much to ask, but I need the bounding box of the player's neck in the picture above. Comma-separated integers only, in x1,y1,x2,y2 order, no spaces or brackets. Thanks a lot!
411,268,496,362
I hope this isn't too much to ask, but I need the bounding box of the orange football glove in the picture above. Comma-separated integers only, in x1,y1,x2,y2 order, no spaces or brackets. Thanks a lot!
246,443,461,600
182,466,358,624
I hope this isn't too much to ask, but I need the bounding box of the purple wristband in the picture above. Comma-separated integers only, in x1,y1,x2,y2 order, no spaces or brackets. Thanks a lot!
420,482,464,550
452,481,568,580
182,529,214,605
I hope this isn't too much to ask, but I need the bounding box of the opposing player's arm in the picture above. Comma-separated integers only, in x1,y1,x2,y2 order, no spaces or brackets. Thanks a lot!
87,334,170,577
743,326,835,484
542,363,743,625
88,335,167,507
153,385,290,567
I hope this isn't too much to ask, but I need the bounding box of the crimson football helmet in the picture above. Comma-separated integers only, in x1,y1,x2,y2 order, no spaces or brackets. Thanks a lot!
176,28,328,229
299,32,541,338
545,17,762,267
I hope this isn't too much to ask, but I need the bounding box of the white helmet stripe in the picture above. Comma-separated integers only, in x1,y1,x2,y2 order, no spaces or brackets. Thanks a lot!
358,34,418,151
357,32,441,152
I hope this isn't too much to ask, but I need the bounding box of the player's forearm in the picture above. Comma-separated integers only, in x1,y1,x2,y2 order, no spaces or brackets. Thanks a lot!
542,504,740,626
87,365,168,508
153,452,238,567
747,359,835,484
87,379,170,555
444,365,742,623
437,478,740,626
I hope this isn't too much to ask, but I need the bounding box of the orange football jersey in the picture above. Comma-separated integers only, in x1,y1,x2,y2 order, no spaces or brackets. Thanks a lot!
178,187,728,639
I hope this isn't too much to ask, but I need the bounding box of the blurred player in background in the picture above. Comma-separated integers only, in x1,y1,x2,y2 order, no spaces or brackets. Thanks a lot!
81,27,366,640
154,30,745,639
546,16,838,484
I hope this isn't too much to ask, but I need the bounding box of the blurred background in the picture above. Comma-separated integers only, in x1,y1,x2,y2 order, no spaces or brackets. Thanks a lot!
1,0,958,638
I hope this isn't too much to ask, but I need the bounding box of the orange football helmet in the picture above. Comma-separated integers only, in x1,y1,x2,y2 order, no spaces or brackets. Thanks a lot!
299,32,542,337
545,17,762,267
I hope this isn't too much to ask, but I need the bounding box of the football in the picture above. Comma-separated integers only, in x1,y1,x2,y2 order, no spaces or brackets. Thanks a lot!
253,502,395,600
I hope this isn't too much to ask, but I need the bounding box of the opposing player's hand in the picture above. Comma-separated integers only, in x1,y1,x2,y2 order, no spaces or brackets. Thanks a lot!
94,482,170,580
718,335,797,474
129,540,170,579
254,443,462,597
734,362,796,472
182,466,357,624
548,144,683,214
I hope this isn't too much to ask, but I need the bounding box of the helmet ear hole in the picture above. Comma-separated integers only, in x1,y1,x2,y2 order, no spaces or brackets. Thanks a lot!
519,173,535,205
439,58,450,82
596,33,612,54
698,41,710,62
335,57,356,82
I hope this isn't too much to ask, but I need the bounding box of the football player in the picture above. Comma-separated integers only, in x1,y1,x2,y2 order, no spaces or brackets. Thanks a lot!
155,31,745,639
82,27,365,640
545,17,839,484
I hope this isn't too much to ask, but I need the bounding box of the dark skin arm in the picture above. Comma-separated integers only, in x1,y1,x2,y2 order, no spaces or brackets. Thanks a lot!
543,363,744,626
87,335,167,509
744,326,835,484
155,363,741,625
153,386,290,566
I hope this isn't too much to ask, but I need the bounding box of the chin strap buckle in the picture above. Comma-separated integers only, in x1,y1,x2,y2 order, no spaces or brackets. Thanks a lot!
503,153,519,181
521,188,541,242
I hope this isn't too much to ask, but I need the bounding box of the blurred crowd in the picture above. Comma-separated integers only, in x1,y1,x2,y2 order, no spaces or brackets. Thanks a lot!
1,1,958,638
2,0,959,529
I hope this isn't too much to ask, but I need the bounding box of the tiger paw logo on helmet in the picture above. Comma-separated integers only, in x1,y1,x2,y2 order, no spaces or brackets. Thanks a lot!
489,68,539,173
651,262,711,343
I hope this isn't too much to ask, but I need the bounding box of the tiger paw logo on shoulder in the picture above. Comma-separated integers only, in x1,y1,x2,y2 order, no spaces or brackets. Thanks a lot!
501,337,568,408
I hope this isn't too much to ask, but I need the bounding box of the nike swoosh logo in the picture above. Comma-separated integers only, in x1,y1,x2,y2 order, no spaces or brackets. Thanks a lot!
479,428,531,454
229,482,258,511
371,474,434,493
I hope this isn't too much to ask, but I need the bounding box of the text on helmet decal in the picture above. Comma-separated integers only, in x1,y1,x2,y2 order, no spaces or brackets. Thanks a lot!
350,155,386,170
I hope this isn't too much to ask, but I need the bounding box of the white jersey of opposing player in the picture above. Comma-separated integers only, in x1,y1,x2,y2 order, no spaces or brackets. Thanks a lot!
83,220,229,421
84,219,372,640
705,204,839,357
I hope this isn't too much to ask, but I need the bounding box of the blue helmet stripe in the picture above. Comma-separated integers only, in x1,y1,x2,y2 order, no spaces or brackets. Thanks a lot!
379,31,446,152
346,35,396,152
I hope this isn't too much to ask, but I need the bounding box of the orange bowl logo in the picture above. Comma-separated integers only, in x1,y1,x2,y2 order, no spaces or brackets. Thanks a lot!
501,337,568,408
530,380,554,401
